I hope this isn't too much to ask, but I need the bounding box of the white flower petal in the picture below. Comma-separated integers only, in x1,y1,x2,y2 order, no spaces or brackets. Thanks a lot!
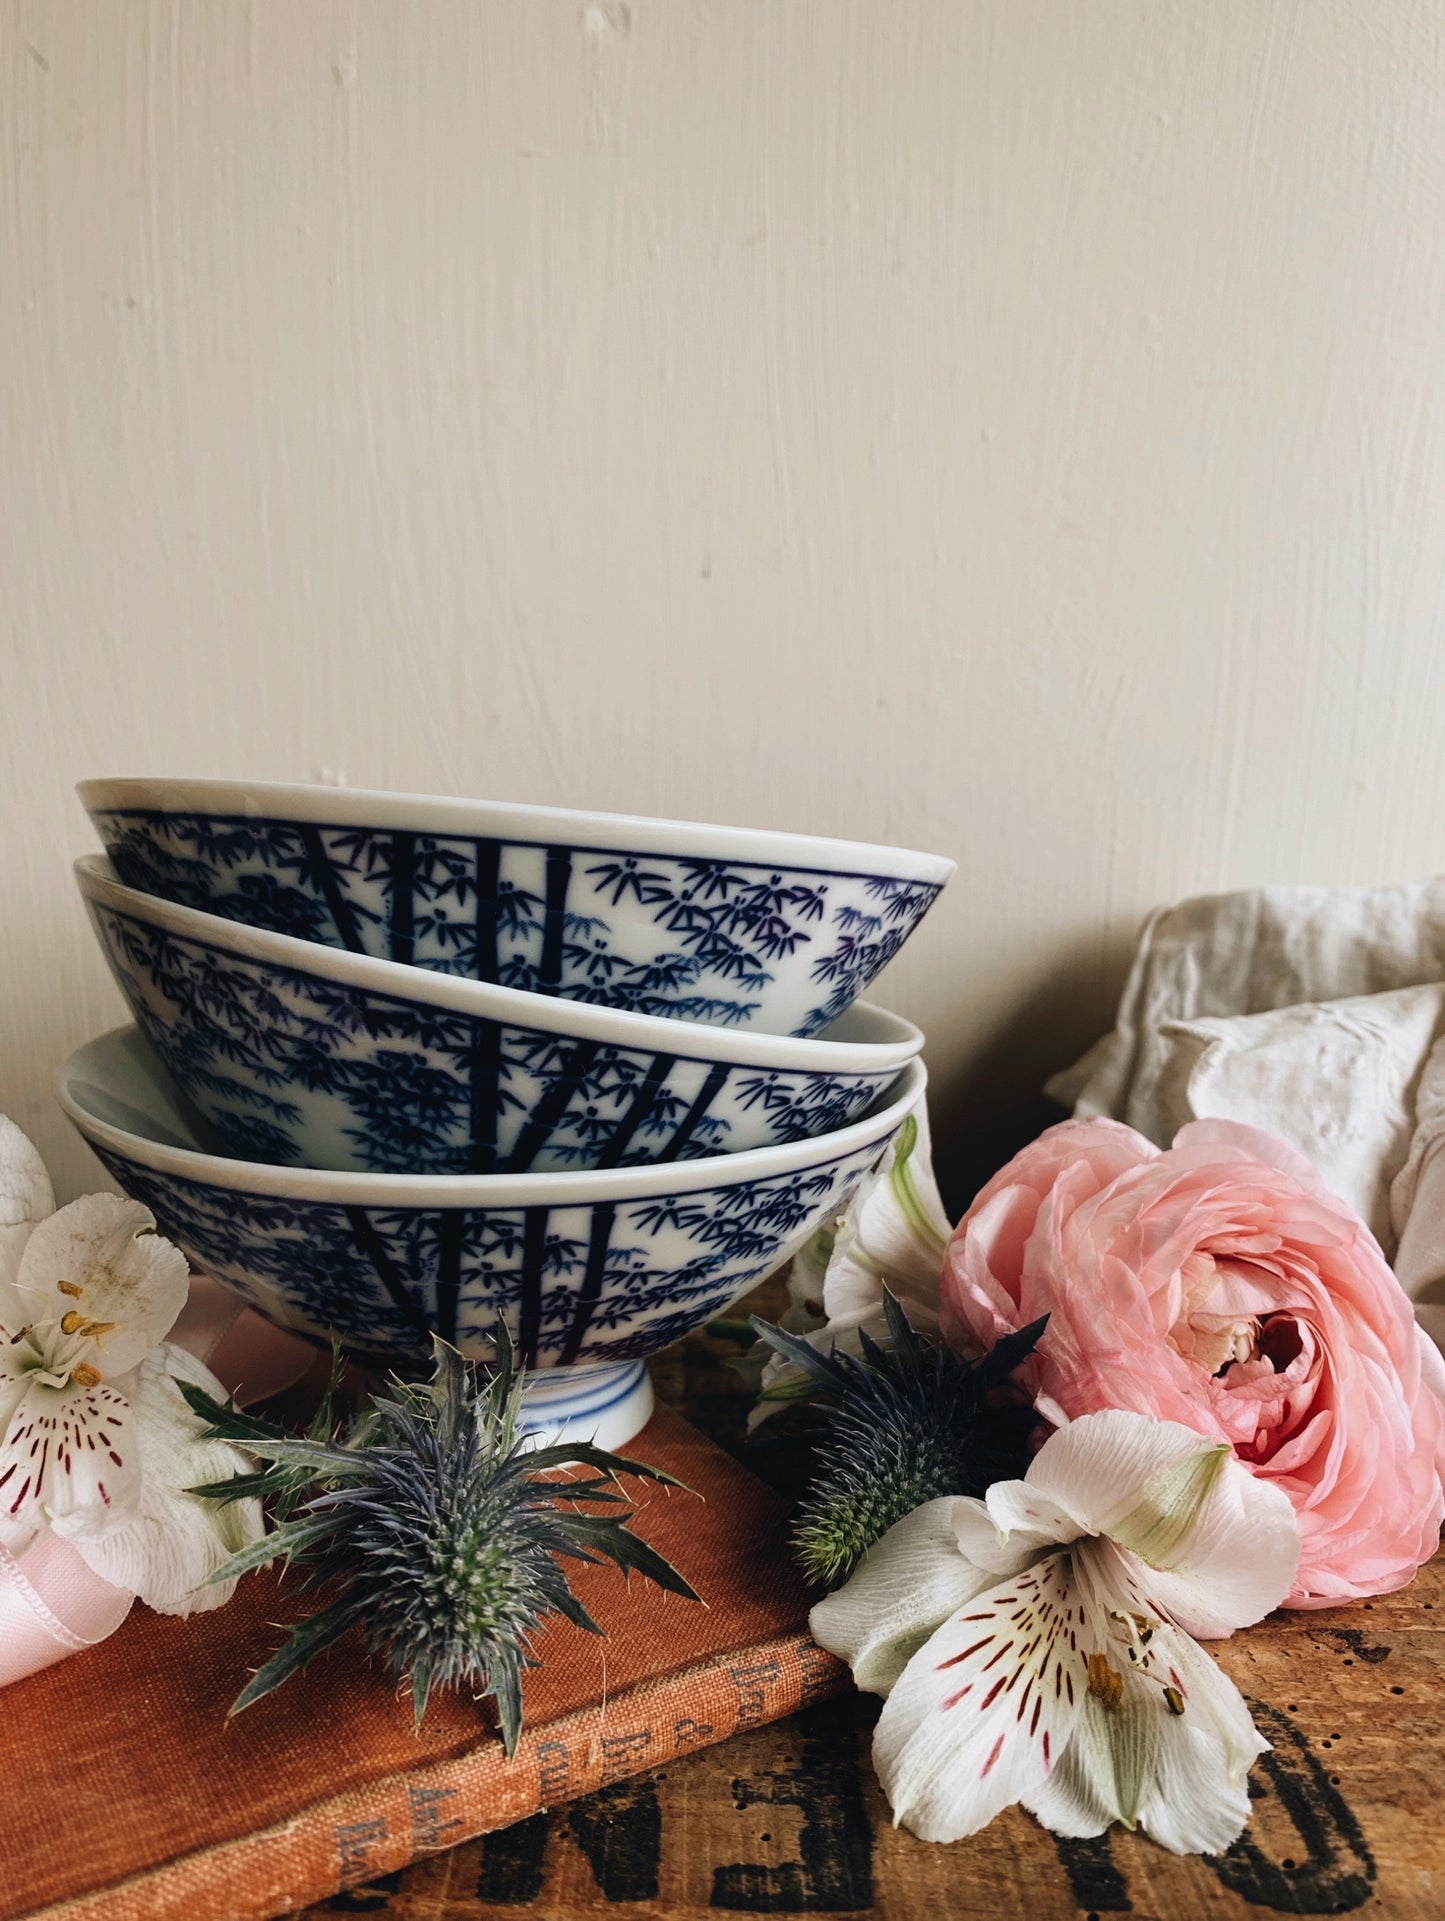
964,1479,1090,1570
811,1498,993,1695
822,1104,951,1329
1025,1409,1235,1539
1036,1416,1297,1638
757,1103,951,1420
1117,1458,1299,1639
872,1553,1086,1842
0,1376,139,1554
0,1114,53,1314
1025,1580,1268,1854
1133,1629,1269,1853
1023,1616,1266,1856
16,1194,190,1376
0,1337,36,1433
1036,1664,1162,1836
71,1344,264,1614
783,1222,835,1323
1021,1691,1128,1839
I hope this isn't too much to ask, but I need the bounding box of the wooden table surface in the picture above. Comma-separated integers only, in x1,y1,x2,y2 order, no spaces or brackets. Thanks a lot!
295,1282,1444,1921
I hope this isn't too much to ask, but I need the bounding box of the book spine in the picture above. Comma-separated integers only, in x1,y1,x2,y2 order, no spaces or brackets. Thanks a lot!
31,1633,847,1921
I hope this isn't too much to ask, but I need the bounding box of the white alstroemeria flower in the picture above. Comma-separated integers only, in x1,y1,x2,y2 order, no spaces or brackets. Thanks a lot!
812,1409,1300,1854
0,1117,263,1612
67,1344,264,1613
754,1101,952,1424
0,1190,190,1551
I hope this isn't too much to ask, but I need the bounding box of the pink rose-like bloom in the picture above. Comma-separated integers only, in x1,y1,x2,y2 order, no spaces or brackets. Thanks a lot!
942,1117,1445,1608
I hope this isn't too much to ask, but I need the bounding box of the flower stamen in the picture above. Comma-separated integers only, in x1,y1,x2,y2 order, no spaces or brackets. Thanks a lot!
57,1281,84,1299
71,1363,103,1389
60,1313,117,1340
1087,1651,1124,1709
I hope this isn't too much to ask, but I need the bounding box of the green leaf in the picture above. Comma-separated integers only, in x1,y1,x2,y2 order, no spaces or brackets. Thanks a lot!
206,1513,340,1586
491,1659,525,1759
186,1469,287,1505
521,1440,696,1496
549,1587,606,1637
176,1379,287,1445
556,1515,701,1602
704,1318,759,1342
749,1317,846,1393
240,1435,375,1478
305,1342,347,1441
977,1314,1048,1383
230,1599,366,1715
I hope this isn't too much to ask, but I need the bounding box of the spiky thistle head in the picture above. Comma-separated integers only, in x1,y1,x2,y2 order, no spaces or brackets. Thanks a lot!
184,1326,698,1752
753,1291,1046,1590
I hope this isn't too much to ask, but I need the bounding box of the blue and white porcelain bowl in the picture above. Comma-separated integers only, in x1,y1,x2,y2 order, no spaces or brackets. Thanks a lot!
59,1028,927,1447
76,856,922,1178
79,778,954,1038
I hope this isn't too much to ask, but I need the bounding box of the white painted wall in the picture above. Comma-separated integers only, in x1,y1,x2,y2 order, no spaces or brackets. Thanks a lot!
6,0,1445,1207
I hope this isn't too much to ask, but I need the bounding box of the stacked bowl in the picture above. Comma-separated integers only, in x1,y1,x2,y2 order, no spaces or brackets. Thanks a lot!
59,780,952,1445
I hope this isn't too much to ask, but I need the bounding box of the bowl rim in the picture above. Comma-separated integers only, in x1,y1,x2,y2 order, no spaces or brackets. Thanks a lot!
75,854,925,1070
59,1026,928,1205
78,776,957,886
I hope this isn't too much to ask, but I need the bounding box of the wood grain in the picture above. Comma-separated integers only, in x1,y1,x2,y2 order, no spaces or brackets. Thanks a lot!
294,1283,1444,1919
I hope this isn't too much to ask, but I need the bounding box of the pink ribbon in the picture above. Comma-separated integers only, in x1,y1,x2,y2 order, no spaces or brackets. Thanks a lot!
0,1277,317,1687
0,1532,134,1688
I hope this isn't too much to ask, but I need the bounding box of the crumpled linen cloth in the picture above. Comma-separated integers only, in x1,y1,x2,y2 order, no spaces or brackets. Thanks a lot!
1046,879,1445,1349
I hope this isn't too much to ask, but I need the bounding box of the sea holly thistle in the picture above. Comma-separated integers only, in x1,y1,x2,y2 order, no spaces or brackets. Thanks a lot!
753,1290,1047,1588
184,1326,700,1751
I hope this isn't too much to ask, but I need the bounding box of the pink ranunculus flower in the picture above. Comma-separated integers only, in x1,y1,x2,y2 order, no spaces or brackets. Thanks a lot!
942,1116,1445,1608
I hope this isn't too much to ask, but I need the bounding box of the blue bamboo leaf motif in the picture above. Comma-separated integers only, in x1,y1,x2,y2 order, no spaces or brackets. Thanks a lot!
89,1131,891,1367
797,877,942,1035
585,856,676,906
88,900,895,1174
494,880,545,933
94,809,943,1032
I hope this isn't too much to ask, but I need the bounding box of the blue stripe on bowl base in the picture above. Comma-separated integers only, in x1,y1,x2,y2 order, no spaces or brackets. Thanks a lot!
517,1359,648,1437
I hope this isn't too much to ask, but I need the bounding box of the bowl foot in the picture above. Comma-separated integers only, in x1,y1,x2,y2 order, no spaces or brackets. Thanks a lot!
518,1359,655,1451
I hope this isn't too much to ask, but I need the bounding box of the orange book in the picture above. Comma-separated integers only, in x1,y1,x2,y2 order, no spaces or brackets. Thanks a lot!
1,1406,843,1921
